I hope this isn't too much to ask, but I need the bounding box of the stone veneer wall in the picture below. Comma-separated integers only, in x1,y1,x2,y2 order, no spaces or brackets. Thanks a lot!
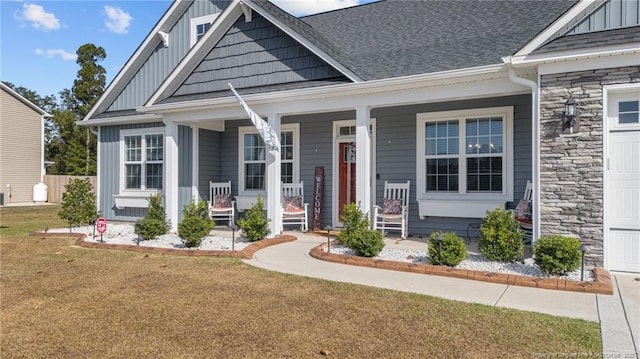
539,66,640,267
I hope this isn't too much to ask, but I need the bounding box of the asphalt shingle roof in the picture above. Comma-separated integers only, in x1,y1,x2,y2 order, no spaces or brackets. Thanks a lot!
300,0,577,80
533,26,640,54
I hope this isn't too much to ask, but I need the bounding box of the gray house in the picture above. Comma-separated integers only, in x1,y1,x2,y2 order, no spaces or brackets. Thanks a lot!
82,0,640,273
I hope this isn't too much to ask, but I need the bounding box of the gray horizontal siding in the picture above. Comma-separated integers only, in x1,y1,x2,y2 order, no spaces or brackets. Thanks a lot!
173,12,345,97
198,128,222,201
99,122,165,222
371,95,532,237
108,0,229,111
569,0,640,34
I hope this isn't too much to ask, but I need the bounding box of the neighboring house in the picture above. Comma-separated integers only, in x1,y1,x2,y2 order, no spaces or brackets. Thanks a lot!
0,82,49,204
82,0,640,273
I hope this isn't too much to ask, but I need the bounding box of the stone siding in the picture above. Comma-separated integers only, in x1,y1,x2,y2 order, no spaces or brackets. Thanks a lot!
539,66,640,267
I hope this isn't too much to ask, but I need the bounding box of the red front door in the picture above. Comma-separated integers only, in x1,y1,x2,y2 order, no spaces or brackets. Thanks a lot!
338,142,356,218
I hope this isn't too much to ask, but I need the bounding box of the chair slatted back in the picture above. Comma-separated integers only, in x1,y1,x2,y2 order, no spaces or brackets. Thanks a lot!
383,181,410,207
210,181,232,202
523,180,533,202
282,181,304,201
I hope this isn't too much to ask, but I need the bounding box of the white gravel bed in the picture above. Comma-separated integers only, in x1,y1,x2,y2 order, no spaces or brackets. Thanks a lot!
48,224,251,251
326,244,594,282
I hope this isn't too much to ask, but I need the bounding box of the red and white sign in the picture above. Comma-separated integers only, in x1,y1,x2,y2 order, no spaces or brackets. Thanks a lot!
96,217,107,234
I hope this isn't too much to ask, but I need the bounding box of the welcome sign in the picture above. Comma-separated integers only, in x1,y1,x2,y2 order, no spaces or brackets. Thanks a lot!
312,167,324,231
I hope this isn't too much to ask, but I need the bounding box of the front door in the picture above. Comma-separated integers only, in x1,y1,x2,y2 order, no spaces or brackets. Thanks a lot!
338,142,356,219
606,88,640,273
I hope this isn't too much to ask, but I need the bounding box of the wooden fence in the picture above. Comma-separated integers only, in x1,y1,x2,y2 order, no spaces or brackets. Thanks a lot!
44,175,97,203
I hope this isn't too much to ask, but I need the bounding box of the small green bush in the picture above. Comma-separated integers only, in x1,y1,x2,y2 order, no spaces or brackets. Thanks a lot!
428,231,468,266
134,193,169,240
238,196,270,242
178,200,215,248
479,208,524,262
534,235,582,275
337,202,370,248
337,202,385,257
58,178,98,226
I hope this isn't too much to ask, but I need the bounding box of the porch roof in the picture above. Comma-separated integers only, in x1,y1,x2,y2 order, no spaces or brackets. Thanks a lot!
532,26,640,54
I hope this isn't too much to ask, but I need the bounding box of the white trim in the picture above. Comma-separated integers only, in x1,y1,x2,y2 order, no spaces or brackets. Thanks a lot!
0,82,50,116
331,119,376,227
355,106,371,215
513,0,602,57
96,127,101,211
517,49,640,75
266,114,282,237
415,107,514,218
237,123,299,200
610,96,640,131
118,127,165,195
192,125,200,201
80,113,163,127
164,122,179,231
190,13,220,47
40,114,45,182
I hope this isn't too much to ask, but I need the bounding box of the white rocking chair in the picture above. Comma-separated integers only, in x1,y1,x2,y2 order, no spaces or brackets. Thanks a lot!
281,181,308,232
373,181,410,239
208,180,235,225
514,180,533,244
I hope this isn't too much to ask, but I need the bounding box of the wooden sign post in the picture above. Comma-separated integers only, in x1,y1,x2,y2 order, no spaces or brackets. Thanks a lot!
312,167,324,231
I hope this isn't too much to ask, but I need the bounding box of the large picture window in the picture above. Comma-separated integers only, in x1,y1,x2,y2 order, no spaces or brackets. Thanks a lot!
121,129,164,192
239,124,299,192
417,107,513,203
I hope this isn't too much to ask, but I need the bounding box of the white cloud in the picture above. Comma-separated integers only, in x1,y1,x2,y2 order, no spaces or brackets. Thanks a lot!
35,48,77,61
270,0,362,16
17,3,60,31
104,5,132,34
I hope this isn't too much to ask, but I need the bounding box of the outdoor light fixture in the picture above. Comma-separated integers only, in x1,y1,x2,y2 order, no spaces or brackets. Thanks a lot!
324,225,333,253
231,224,238,251
580,244,587,281
563,96,578,133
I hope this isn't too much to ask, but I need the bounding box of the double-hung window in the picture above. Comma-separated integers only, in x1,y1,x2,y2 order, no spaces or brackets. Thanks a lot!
121,129,164,192
239,124,299,192
416,107,513,217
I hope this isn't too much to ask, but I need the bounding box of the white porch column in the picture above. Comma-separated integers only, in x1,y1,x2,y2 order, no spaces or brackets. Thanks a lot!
164,121,180,231
191,125,200,202
355,105,372,215
266,114,281,237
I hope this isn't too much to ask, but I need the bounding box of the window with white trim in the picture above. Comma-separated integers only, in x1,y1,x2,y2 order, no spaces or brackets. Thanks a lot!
239,124,299,192
120,129,164,192
618,100,639,124
190,13,219,46
417,107,513,201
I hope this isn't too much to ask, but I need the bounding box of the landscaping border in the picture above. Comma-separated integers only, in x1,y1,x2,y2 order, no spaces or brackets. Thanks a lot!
30,231,297,259
309,241,613,295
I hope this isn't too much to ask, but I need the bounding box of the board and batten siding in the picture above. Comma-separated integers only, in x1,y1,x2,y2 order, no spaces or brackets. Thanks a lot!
0,88,43,203
108,0,230,112
172,12,346,97
371,94,532,237
568,0,640,34
99,122,164,221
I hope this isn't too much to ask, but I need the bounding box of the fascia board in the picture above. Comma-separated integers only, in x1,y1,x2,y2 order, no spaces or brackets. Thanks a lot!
83,0,190,122
0,82,51,116
243,0,362,83
140,63,508,114
77,114,163,127
506,43,640,66
146,0,244,106
514,0,604,57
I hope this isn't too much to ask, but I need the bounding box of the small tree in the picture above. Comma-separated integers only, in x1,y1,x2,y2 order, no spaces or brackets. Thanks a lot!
58,178,98,226
134,193,169,240
338,202,385,257
178,200,215,248
238,196,270,242
479,208,524,262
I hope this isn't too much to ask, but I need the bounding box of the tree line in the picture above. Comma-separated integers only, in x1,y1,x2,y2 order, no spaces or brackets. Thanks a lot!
3,43,106,176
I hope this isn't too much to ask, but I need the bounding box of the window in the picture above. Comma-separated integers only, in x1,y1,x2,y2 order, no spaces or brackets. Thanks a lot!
239,124,299,192
417,107,513,201
619,100,639,124
120,129,164,192
190,13,219,46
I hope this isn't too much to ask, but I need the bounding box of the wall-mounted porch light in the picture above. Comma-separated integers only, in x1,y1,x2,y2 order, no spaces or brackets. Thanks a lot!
563,96,579,133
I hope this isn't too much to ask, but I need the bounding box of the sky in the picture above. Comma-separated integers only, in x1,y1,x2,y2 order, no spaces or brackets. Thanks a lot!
0,0,373,99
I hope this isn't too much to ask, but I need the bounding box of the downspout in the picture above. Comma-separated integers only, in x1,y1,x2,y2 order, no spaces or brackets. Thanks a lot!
505,63,540,243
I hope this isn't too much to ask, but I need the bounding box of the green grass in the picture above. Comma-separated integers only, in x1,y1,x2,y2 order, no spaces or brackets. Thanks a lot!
0,206,602,358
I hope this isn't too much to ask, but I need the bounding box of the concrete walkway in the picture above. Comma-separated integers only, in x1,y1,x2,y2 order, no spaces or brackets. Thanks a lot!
244,232,639,358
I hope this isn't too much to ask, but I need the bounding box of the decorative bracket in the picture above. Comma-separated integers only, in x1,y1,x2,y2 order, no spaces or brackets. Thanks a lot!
158,31,169,48
240,2,252,22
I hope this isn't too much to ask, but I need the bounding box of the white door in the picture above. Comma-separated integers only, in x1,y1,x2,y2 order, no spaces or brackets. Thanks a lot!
606,89,640,273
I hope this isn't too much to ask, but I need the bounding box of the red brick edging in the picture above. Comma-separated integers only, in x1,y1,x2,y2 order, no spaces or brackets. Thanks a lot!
30,231,297,259
309,242,613,295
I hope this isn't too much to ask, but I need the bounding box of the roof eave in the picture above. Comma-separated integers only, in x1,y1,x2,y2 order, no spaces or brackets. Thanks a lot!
504,43,640,66
0,82,51,116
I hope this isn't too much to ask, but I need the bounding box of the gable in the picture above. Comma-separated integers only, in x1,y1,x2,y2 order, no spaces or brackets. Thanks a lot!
567,0,640,34
161,12,350,103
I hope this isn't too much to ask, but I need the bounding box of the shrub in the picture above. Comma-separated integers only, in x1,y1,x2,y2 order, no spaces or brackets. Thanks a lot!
428,231,467,266
534,235,582,275
178,200,215,248
134,193,169,240
337,202,370,248
479,208,524,262
337,202,385,257
238,196,270,242
58,178,98,226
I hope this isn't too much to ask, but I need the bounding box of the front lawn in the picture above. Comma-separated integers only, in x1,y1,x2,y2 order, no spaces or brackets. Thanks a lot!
0,206,601,358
